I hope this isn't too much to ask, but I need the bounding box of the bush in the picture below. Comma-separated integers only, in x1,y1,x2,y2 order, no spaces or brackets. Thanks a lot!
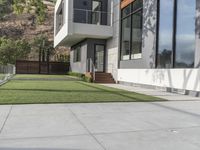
67,72,84,78
67,72,92,83
0,37,31,65
83,76,92,83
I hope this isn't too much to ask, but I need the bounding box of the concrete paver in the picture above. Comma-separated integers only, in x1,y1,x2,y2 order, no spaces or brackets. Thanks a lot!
0,101,200,150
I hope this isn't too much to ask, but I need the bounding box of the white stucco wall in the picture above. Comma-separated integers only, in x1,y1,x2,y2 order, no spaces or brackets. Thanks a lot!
107,47,118,81
54,0,73,47
118,69,200,92
106,0,120,81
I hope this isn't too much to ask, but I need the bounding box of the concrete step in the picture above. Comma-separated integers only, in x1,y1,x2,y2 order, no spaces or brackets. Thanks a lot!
94,72,115,84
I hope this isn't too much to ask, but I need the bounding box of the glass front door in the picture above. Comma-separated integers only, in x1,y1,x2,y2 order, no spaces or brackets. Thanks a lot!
95,45,105,72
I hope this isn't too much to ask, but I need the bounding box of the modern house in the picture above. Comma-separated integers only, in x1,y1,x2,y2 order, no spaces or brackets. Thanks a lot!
54,0,200,96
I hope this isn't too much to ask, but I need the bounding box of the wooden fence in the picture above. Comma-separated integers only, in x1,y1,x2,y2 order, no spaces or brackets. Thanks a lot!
16,60,70,74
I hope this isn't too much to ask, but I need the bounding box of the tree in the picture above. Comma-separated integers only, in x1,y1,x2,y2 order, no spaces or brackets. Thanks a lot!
0,0,12,20
0,0,47,24
12,0,47,24
0,37,31,65
33,34,54,62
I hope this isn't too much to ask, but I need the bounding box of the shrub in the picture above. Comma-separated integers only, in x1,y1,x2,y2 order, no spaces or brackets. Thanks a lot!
67,72,84,78
83,76,92,83
0,37,31,65
67,72,92,83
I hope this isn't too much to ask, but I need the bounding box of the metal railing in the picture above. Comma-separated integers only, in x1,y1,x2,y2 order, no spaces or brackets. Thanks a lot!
0,64,15,83
73,9,112,26
87,58,96,82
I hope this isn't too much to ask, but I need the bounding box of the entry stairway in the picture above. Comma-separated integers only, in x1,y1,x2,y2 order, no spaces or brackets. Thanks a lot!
94,72,115,84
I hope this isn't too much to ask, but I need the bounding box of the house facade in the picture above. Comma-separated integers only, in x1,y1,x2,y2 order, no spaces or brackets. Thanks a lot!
54,0,200,95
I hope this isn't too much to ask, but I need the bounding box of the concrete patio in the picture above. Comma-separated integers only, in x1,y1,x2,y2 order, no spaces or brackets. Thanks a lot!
0,101,200,150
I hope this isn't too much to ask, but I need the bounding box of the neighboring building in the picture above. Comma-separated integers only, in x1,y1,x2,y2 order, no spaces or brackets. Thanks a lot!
54,0,200,95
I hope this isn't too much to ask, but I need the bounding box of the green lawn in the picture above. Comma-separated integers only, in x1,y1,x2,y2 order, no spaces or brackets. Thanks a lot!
13,74,80,80
0,74,5,80
0,75,165,104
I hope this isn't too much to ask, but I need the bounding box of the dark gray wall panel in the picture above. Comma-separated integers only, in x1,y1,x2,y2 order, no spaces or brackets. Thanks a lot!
70,38,106,73
70,41,88,73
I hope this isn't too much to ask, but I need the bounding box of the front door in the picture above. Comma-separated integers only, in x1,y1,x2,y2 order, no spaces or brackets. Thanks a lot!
95,44,105,72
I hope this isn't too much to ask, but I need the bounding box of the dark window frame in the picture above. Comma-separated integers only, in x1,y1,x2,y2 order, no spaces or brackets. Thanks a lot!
120,0,143,61
156,0,195,68
73,46,81,62
130,9,143,60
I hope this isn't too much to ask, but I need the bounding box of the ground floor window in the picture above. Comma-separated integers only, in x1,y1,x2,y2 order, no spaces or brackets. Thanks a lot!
120,0,143,61
73,46,81,62
157,0,195,68
121,16,131,60
131,10,142,59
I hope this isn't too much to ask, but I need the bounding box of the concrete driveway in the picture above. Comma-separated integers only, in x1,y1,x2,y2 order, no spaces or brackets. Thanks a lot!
0,101,200,150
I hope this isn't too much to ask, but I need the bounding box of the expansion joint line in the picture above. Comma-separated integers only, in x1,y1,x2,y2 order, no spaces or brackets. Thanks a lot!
68,108,107,150
0,105,13,134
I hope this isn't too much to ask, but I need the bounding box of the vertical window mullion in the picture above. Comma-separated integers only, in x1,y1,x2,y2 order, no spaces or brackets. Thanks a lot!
174,0,195,68
157,0,174,68
155,0,160,68
129,4,133,60
172,0,177,68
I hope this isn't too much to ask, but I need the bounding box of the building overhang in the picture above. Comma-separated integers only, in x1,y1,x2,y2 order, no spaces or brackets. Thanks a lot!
54,23,113,48
54,0,113,48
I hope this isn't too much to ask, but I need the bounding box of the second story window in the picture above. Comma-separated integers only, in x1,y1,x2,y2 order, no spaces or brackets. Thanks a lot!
73,0,109,26
56,0,64,34
92,0,102,25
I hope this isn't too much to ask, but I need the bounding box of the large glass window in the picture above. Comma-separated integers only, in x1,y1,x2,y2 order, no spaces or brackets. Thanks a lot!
121,16,131,60
175,0,195,68
120,0,143,61
157,0,174,68
131,11,142,59
157,0,195,68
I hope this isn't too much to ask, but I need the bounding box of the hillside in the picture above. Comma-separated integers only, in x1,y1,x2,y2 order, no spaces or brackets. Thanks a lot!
0,0,69,61
0,0,54,40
